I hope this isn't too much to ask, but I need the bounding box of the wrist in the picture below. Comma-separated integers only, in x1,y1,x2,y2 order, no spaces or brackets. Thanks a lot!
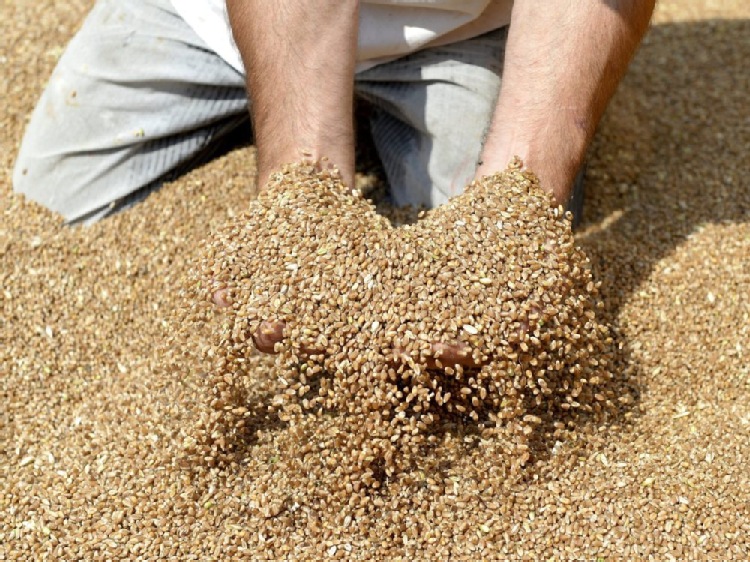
256,143,355,192
476,117,587,206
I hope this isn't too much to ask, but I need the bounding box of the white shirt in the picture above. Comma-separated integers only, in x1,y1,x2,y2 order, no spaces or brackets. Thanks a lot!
170,0,513,74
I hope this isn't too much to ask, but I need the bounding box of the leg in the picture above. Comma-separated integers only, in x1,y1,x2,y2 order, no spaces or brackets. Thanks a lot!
12,0,248,224
355,28,507,209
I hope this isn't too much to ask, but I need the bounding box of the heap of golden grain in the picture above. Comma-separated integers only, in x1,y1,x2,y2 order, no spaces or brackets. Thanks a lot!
5,3,748,557
177,160,615,513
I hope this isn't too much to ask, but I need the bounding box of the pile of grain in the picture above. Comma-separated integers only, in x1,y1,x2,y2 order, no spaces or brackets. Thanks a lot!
178,160,615,509
2,0,748,559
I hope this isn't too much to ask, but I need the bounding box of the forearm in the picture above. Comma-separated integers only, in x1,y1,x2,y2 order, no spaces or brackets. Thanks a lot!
476,0,655,204
226,0,359,189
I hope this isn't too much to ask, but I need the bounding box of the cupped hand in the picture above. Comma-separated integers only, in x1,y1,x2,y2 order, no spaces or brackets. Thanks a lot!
206,165,558,373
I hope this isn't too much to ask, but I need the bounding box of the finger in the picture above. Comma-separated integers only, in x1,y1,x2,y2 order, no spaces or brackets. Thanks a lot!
212,287,232,308
389,341,486,370
253,320,285,353
252,321,324,357
428,341,485,369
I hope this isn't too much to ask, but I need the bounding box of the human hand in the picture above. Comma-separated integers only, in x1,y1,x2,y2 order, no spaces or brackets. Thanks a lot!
206,165,562,374
208,163,488,370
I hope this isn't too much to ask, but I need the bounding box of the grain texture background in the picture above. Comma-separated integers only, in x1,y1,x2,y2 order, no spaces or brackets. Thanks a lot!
1,1,748,559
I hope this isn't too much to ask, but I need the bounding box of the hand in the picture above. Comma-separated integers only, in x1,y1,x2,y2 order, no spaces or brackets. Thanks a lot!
208,166,545,371
206,164,553,372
